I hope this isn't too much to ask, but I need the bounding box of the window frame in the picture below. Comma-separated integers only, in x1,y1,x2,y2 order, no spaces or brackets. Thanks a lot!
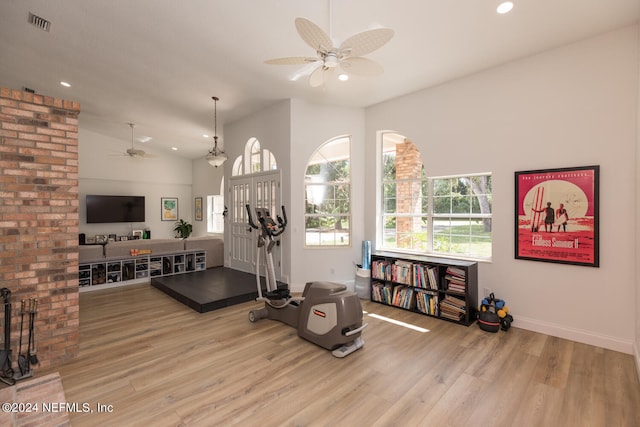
428,173,492,260
207,194,225,234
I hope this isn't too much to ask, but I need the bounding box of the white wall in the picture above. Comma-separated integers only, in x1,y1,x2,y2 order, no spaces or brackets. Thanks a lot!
79,129,194,239
365,25,639,353
289,100,366,291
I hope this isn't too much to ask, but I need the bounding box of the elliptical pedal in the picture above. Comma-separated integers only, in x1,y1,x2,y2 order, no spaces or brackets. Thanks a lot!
331,337,364,358
265,288,290,300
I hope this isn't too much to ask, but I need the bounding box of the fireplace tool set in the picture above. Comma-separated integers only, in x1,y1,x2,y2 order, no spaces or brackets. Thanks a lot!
0,288,38,386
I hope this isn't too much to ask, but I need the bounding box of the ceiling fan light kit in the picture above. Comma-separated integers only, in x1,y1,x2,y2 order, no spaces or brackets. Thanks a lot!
206,96,227,168
497,2,514,14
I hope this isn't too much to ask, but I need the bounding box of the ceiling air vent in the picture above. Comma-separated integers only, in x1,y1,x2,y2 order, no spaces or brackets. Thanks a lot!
29,12,51,32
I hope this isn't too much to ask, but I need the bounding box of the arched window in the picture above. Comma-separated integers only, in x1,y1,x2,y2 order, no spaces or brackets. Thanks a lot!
304,136,351,247
231,157,242,176
233,137,278,176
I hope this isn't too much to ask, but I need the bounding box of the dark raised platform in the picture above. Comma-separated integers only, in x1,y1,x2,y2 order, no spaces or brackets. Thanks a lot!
151,267,262,313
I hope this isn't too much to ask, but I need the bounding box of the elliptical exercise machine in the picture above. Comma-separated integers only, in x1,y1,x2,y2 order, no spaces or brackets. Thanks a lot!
246,204,367,358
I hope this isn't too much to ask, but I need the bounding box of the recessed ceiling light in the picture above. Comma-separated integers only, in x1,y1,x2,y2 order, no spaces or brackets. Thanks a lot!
338,73,349,81
60,81,71,88
497,1,514,14
171,147,178,151
203,134,210,138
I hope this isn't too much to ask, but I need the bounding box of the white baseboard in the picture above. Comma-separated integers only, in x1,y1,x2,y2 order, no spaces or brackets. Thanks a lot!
514,315,633,354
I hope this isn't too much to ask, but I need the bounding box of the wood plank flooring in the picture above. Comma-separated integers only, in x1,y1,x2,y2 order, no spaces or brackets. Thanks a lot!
38,283,640,427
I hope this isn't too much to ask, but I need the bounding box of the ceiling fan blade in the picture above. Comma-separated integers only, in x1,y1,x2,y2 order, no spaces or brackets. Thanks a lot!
127,148,146,157
339,28,394,58
295,17,333,53
340,56,384,76
290,60,323,81
265,56,317,65
309,66,332,88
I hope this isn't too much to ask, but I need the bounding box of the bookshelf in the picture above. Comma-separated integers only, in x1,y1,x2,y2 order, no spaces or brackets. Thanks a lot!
370,251,478,326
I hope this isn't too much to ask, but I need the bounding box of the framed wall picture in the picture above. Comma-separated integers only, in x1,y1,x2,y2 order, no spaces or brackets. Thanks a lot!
195,197,203,221
515,165,599,267
161,197,178,221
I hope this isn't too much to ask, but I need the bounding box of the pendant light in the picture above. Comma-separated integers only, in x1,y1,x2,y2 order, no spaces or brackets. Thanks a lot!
206,96,227,167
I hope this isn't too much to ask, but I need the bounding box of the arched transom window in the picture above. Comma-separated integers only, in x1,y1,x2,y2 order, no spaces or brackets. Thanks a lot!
232,137,277,176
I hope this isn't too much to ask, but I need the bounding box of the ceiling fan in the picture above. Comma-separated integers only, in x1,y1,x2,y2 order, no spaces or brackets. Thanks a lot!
265,14,394,87
123,122,154,158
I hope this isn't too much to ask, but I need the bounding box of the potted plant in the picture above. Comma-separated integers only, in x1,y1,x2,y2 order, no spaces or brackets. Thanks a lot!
173,219,193,239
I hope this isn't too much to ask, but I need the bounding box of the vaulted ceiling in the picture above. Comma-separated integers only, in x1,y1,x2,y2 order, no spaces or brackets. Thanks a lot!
1,0,638,159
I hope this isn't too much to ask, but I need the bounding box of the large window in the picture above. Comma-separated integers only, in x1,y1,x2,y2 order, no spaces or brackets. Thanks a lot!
378,132,492,260
304,136,351,247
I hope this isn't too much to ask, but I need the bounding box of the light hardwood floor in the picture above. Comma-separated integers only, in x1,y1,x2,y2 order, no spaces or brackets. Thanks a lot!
40,283,640,427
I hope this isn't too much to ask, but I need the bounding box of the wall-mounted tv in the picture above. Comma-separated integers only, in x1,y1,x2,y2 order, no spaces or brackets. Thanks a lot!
86,195,145,223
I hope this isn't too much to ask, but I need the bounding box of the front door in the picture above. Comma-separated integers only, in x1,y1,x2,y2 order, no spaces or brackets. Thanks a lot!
229,170,281,279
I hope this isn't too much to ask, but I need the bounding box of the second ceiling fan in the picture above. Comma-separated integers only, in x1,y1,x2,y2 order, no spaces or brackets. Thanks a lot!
266,12,394,87
124,123,154,158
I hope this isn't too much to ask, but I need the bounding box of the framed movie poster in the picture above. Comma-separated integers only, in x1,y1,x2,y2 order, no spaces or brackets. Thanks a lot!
515,165,599,267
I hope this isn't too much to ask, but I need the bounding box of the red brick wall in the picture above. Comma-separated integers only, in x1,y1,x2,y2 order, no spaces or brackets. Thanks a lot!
0,87,80,371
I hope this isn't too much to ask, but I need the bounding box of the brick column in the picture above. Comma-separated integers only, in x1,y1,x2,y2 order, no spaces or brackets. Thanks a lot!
0,88,80,370
395,141,422,248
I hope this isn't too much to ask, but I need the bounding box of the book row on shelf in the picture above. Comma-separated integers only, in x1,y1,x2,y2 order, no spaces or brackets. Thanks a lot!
372,259,467,294
371,282,468,321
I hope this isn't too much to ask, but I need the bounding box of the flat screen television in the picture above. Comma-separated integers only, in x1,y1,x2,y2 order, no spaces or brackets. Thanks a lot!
86,195,145,223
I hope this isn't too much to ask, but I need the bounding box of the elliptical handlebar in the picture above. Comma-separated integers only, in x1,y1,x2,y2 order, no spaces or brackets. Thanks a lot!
245,204,287,237
270,206,287,237
276,206,288,228
246,204,259,230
